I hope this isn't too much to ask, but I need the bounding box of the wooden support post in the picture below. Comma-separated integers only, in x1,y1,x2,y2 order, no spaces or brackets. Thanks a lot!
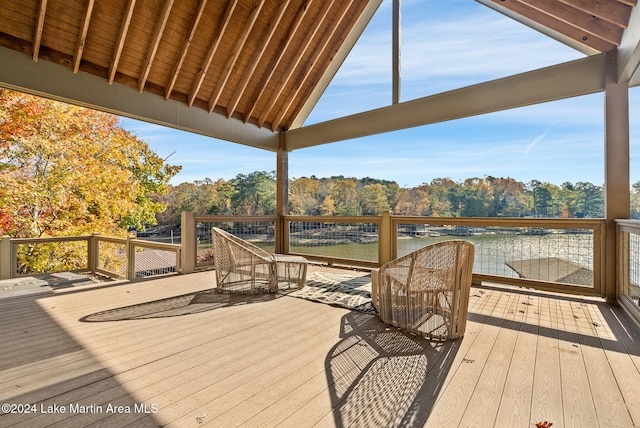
181,211,196,274
0,236,11,280
379,211,392,266
276,132,289,254
392,0,401,104
604,49,630,304
126,235,135,280
88,233,99,274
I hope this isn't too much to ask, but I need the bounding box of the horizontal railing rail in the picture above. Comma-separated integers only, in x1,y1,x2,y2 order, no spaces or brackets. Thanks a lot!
390,216,605,296
181,212,606,296
191,215,278,271
284,215,383,268
0,234,182,281
127,238,182,279
1,212,607,299
5,235,92,278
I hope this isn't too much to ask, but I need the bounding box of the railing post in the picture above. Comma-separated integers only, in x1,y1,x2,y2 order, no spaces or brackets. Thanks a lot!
181,211,196,274
0,236,11,279
379,211,392,266
126,235,135,280
88,233,99,274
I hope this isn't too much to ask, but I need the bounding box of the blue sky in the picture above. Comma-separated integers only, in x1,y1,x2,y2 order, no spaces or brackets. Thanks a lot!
121,0,640,188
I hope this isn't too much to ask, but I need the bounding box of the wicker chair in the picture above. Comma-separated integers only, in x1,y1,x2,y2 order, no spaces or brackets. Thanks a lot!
211,227,307,294
371,240,475,341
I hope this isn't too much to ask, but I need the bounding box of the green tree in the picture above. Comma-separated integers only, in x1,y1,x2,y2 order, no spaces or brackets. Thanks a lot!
231,171,276,215
529,180,553,217
461,178,493,217
572,181,604,218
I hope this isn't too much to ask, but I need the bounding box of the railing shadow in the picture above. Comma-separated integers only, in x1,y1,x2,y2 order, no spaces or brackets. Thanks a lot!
80,288,283,322
325,311,460,427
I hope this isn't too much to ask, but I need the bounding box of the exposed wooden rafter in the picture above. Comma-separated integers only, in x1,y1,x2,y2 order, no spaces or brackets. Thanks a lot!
73,0,95,73
109,0,136,84
32,0,48,62
188,0,238,107
0,0,637,152
531,0,624,45
165,0,208,100
559,0,636,24
138,0,174,93
288,0,382,130
208,0,266,113
243,0,314,123
226,0,291,119
483,0,616,52
258,0,333,128
479,0,635,54
273,0,355,131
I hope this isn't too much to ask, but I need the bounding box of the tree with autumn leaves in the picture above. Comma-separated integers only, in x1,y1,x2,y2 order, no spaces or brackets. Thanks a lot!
0,90,180,239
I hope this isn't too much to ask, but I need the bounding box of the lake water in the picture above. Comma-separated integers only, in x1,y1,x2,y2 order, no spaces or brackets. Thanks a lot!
291,232,594,280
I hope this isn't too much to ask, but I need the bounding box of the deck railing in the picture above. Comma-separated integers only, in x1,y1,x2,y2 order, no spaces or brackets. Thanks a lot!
182,212,605,297
0,213,607,299
616,219,640,317
0,233,182,280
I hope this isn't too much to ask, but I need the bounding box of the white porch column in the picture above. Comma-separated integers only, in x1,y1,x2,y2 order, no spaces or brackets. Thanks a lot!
604,50,631,304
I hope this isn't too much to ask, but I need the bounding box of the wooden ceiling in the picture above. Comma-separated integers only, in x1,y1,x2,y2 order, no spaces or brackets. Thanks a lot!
0,0,372,132
479,0,637,54
0,0,637,139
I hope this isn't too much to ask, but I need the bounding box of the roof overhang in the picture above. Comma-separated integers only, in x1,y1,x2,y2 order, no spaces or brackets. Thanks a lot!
1,0,639,153
0,46,281,151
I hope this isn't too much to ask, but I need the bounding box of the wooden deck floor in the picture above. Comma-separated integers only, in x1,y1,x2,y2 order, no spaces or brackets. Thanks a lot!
1,268,639,427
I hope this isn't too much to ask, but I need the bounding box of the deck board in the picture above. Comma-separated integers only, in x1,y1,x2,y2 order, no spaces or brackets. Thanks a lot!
0,269,639,427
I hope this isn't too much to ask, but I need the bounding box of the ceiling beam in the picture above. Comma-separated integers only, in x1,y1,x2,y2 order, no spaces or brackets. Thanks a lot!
619,3,640,84
208,0,265,113
73,0,95,73
188,0,238,107
138,0,174,93
521,0,624,46
289,0,383,130
226,0,291,119
479,0,616,53
0,46,279,151
109,0,136,84
257,0,334,128
272,0,355,131
243,0,314,124
286,54,606,150
33,0,48,62
559,0,634,27
164,0,208,99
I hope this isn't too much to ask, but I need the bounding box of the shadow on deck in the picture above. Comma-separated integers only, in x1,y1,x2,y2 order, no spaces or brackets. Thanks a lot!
0,270,639,427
